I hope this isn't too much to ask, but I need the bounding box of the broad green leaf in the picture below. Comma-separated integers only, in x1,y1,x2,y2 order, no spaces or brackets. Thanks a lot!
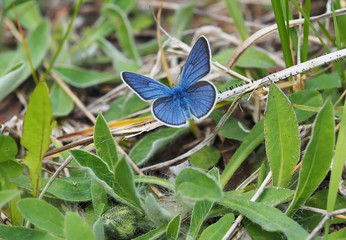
286,100,335,216
0,225,60,240
65,212,96,240
289,90,323,122
7,1,42,30
324,228,346,240
0,135,18,162
305,72,341,90
50,82,74,117
0,190,21,208
244,219,284,240
97,38,141,73
199,213,235,240
103,4,141,64
113,158,142,209
188,146,221,170
41,178,91,201
71,16,114,54
1,20,50,102
0,62,25,102
221,198,309,240
187,200,214,239
129,127,188,165
211,110,249,141
327,97,346,212
175,168,223,201
53,65,116,88
94,113,119,171
265,84,300,187
17,198,65,237
133,225,166,240
116,0,136,12
105,94,148,121
225,187,294,207
166,215,181,240
91,180,108,217
213,48,276,68
171,1,197,39
220,120,264,187
21,82,55,197
0,51,16,74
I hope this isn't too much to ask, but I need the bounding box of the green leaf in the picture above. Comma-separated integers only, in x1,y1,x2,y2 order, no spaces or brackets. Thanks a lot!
171,1,197,39
305,72,341,90
225,187,294,207
0,51,16,74
113,158,142,210
0,62,25,102
187,200,214,239
1,20,50,102
175,168,223,201
221,198,309,239
17,198,65,237
244,219,284,240
289,90,323,122
211,110,249,141
41,178,91,201
188,146,221,170
96,38,141,73
220,120,264,187
213,48,276,68
133,225,166,240
327,97,346,212
0,225,60,240
103,4,141,64
264,84,300,187
52,65,116,88
65,212,96,240
224,0,248,40
0,190,21,208
50,82,74,117
91,180,108,217
129,127,188,165
105,94,148,121
94,113,119,171
166,215,181,240
0,135,18,162
286,100,335,216
7,1,42,30
199,213,235,240
21,82,55,197
134,175,174,191
324,228,346,240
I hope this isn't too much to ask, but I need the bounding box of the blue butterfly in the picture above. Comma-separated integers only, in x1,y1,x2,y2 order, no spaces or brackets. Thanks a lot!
121,36,217,128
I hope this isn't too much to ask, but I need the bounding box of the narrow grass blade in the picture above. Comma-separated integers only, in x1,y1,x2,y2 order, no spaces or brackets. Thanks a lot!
224,0,249,40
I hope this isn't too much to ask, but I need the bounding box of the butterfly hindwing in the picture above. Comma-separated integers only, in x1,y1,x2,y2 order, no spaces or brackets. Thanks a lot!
121,72,171,101
180,36,211,89
152,97,187,127
186,81,217,119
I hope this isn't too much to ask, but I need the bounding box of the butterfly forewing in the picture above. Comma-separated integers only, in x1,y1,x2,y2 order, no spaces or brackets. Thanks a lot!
186,81,217,119
152,97,187,127
180,36,211,89
121,72,171,101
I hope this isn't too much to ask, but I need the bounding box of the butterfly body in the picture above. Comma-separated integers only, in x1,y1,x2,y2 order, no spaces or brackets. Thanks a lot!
121,36,217,128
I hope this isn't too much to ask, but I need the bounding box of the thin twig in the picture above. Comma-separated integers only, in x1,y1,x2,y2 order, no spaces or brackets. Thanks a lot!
306,208,346,240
